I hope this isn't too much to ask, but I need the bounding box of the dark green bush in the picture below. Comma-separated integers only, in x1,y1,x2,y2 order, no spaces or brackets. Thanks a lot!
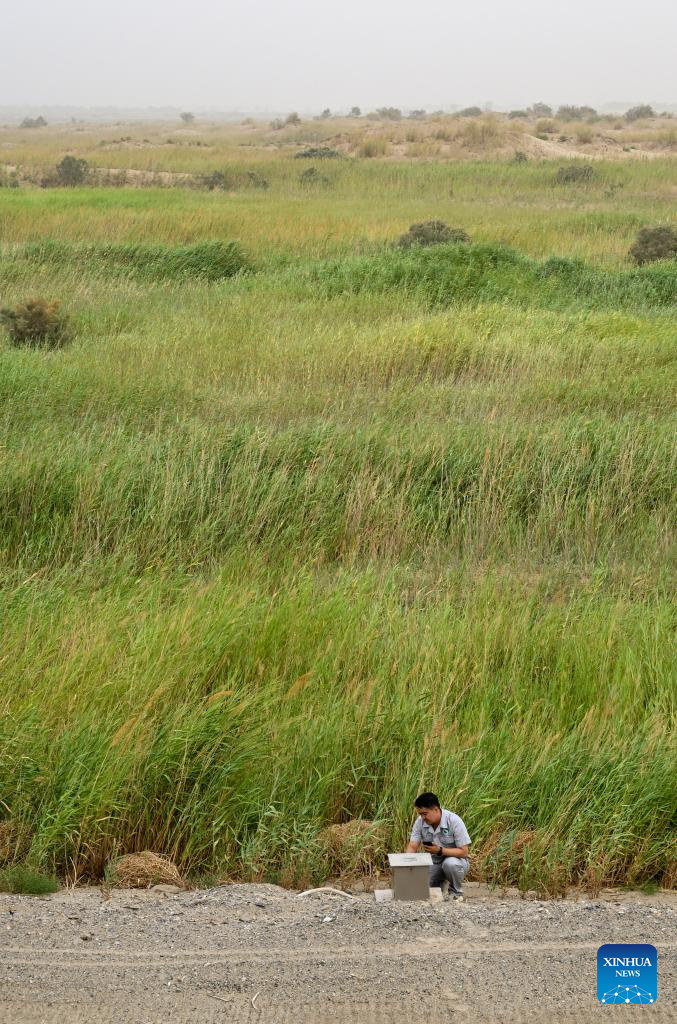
628,226,677,266
19,116,47,128
294,146,342,159
512,151,528,163
508,110,528,119
0,298,70,349
456,106,482,117
397,220,470,249
56,155,89,186
554,163,595,184
202,170,228,190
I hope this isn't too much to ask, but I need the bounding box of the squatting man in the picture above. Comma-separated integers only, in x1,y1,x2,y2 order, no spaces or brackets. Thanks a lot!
405,791,471,900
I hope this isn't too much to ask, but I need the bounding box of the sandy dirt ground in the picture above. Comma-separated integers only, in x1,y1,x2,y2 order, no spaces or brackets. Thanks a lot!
0,882,674,1023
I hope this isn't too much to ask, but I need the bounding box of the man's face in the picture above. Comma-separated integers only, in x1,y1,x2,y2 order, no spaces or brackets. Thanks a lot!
417,805,442,827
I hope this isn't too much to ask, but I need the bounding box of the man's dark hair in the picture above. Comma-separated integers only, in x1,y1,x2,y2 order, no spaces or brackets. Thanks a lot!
414,792,440,809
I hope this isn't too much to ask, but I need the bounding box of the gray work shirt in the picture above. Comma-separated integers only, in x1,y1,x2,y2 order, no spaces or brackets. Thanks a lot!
410,808,471,865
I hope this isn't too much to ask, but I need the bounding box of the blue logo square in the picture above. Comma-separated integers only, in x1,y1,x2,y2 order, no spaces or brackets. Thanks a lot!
597,943,657,1004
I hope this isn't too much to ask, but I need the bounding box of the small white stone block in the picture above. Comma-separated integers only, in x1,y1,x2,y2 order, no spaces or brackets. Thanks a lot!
387,853,433,868
374,888,394,903
429,886,444,904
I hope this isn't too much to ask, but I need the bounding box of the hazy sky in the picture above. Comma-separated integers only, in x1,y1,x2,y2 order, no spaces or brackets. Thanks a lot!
4,0,676,111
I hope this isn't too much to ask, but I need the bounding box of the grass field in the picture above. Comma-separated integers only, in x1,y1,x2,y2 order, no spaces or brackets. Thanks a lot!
0,122,675,894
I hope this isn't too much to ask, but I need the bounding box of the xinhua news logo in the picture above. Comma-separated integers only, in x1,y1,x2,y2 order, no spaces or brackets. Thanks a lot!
597,943,657,1004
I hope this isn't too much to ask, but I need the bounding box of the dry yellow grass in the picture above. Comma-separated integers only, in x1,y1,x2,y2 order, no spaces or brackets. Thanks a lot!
107,851,186,889
0,821,31,866
318,820,388,879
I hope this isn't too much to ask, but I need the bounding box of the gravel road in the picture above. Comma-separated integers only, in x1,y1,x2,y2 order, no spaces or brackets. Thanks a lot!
0,883,674,1023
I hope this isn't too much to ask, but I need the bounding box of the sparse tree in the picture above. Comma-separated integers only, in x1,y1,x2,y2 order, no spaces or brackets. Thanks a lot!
408,109,426,120
376,106,402,121
180,112,195,124
556,105,597,121
56,155,88,186
20,116,47,128
350,106,361,117
527,102,553,118
320,108,331,119
554,163,595,185
285,111,301,126
625,104,655,122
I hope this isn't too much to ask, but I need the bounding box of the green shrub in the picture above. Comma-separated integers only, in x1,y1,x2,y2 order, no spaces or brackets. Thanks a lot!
202,170,228,190
512,151,528,163
19,116,47,128
0,865,59,895
0,170,20,188
294,146,342,159
56,155,89,186
554,163,595,184
246,170,269,189
625,104,654,122
18,239,249,282
508,110,528,119
0,298,70,349
180,112,195,124
456,106,482,117
285,112,301,126
302,243,677,311
397,220,470,249
628,226,677,266
298,166,329,187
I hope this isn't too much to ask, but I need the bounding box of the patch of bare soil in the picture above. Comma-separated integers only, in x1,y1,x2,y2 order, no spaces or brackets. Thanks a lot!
0,883,674,1023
